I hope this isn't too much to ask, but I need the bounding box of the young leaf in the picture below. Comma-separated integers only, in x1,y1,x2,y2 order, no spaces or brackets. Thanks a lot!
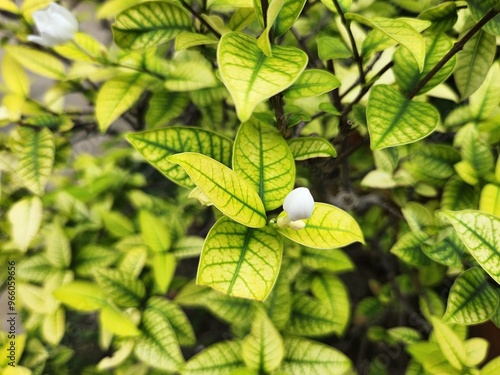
438,210,500,285
183,340,244,375
284,69,341,99
311,274,351,336
100,303,141,337
233,119,295,210
218,31,307,122
464,338,489,367
242,308,284,372
276,203,364,249
16,127,55,196
287,137,337,160
274,0,307,37
430,317,466,370
53,281,107,311
443,267,499,324
112,1,192,50
126,127,233,188
480,184,500,217
153,252,176,294
198,216,283,301
139,210,171,252
167,153,267,228
175,32,218,50
367,85,439,150
280,337,352,374
8,196,43,253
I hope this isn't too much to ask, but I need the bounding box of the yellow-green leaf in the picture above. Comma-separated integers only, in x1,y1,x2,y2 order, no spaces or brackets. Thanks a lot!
430,317,466,370
242,308,284,372
281,337,352,374
320,0,352,13
276,203,364,249
168,153,267,228
288,137,337,160
0,0,18,13
45,222,71,268
112,1,192,50
42,307,65,346
7,196,43,253
146,90,189,128
284,69,341,99
233,118,295,210
53,281,107,311
15,127,55,196
464,337,489,367
165,51,218,91
287,294,341,336
96,73,148,132
480,184,500,217
198,216,282,300
6,45,65,79
346,14,426,71
183,340,243,375
274,0,307,37
469,62,500,120
438,210,500,285
2,52,29,96
390,231,432,266
467,0,500,36
175,32,218,50
94,268,145,308
153,252,176,294
418,2,458,34
139,210,171,252
443,267,499,324
367,84,439,150
218,31,307,122
100,303,141,337
54,32,108,63
126,127,233,188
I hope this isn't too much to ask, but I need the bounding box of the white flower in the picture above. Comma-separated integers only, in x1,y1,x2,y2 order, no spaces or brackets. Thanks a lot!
277,187,314,230
28,3,78,47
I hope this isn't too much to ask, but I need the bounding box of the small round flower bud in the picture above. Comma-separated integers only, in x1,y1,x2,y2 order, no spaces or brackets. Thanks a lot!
283,187,314,221
28,3,78,47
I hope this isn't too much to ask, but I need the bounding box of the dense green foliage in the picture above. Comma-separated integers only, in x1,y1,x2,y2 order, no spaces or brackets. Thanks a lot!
1,0,500,374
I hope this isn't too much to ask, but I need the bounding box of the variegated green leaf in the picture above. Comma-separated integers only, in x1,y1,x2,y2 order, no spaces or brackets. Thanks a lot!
404,144,460,185
274,0,307,37
45,222,71,269
367,85,439,150
302,248,354,273
172,236,204,259
276,203,364,249
311,274,350,335
7,196,43,253
443,267,499,324
16,127,55,196
467,0,500,36
438,210,500,285
145,90,189,128
198,216,282,300
393,33,456,96
458,124,494,178
112,1,192,50
218,31,307,122
320,0,352,13
242,308,284,372
263,272,292,330
469,62,500,120
183,340,243,375
6,45,65,79
280,337,352,374
287,137,337,160
284,69,340,99
127,127,233,188
233,119,295,210
346,14,426,71
135,299,184,372
422,231,466,267
430,317,466,370
286,294,339,336
94,268,145,308
442,176,477,211
168,153,267,228
390,231,432,266
418,2,458,33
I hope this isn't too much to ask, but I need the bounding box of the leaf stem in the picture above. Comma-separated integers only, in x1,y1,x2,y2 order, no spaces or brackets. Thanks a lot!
179,0,222,39
331,0,365,85
407,6,500,99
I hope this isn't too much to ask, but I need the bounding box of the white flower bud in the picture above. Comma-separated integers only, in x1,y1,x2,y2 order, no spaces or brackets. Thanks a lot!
28,3,78,47
283,187,314,221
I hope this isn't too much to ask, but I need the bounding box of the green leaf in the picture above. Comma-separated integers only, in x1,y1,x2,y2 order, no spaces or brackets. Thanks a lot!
480,184,500,217
145,90,189,128
286,294,339,336
112,1,192,50
152,252,176,294
274,0,307,37
387,327,422,345
404,144,460,185
168,153,267,228
311,274,350,336
422,230,466,267
53,281,107,311
284,69,340,99
442,176,477,211
175,32,218,50
401,202,435,232
263,272,292,330
45,222,71,269
317,36,352,60
8,196,43,253
183,340,244,375
101,211,135,238
96,73,148,132
346,14,426,71
467,0,500,36
172,236,205,259
6,45,65,79
94,268,145,308
139,210,171,252
430,317,466,370
458,124,494,178
469,62,500,120
256,0,286,56
73,245,119,277
320,0,352,13
280,337,352,374
302,248,354,273
390,231,432,266
198,216,283,301
135,299,184,372
165,51,218,91
443,267,499,324
438,210,500,285
233,118,295,210
15,127,55,196
126,127,233,188
454,25,496,99
276,203,364,249
42,307,65,346
464,337,489,367
54,32,107,63
242,308,284,372
100,303,141,337
17,254,54,282
481,356,500,375
218,31,307,122
418,2,458,34
367,85,439,150
393,33,456,96
287,137,337,160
